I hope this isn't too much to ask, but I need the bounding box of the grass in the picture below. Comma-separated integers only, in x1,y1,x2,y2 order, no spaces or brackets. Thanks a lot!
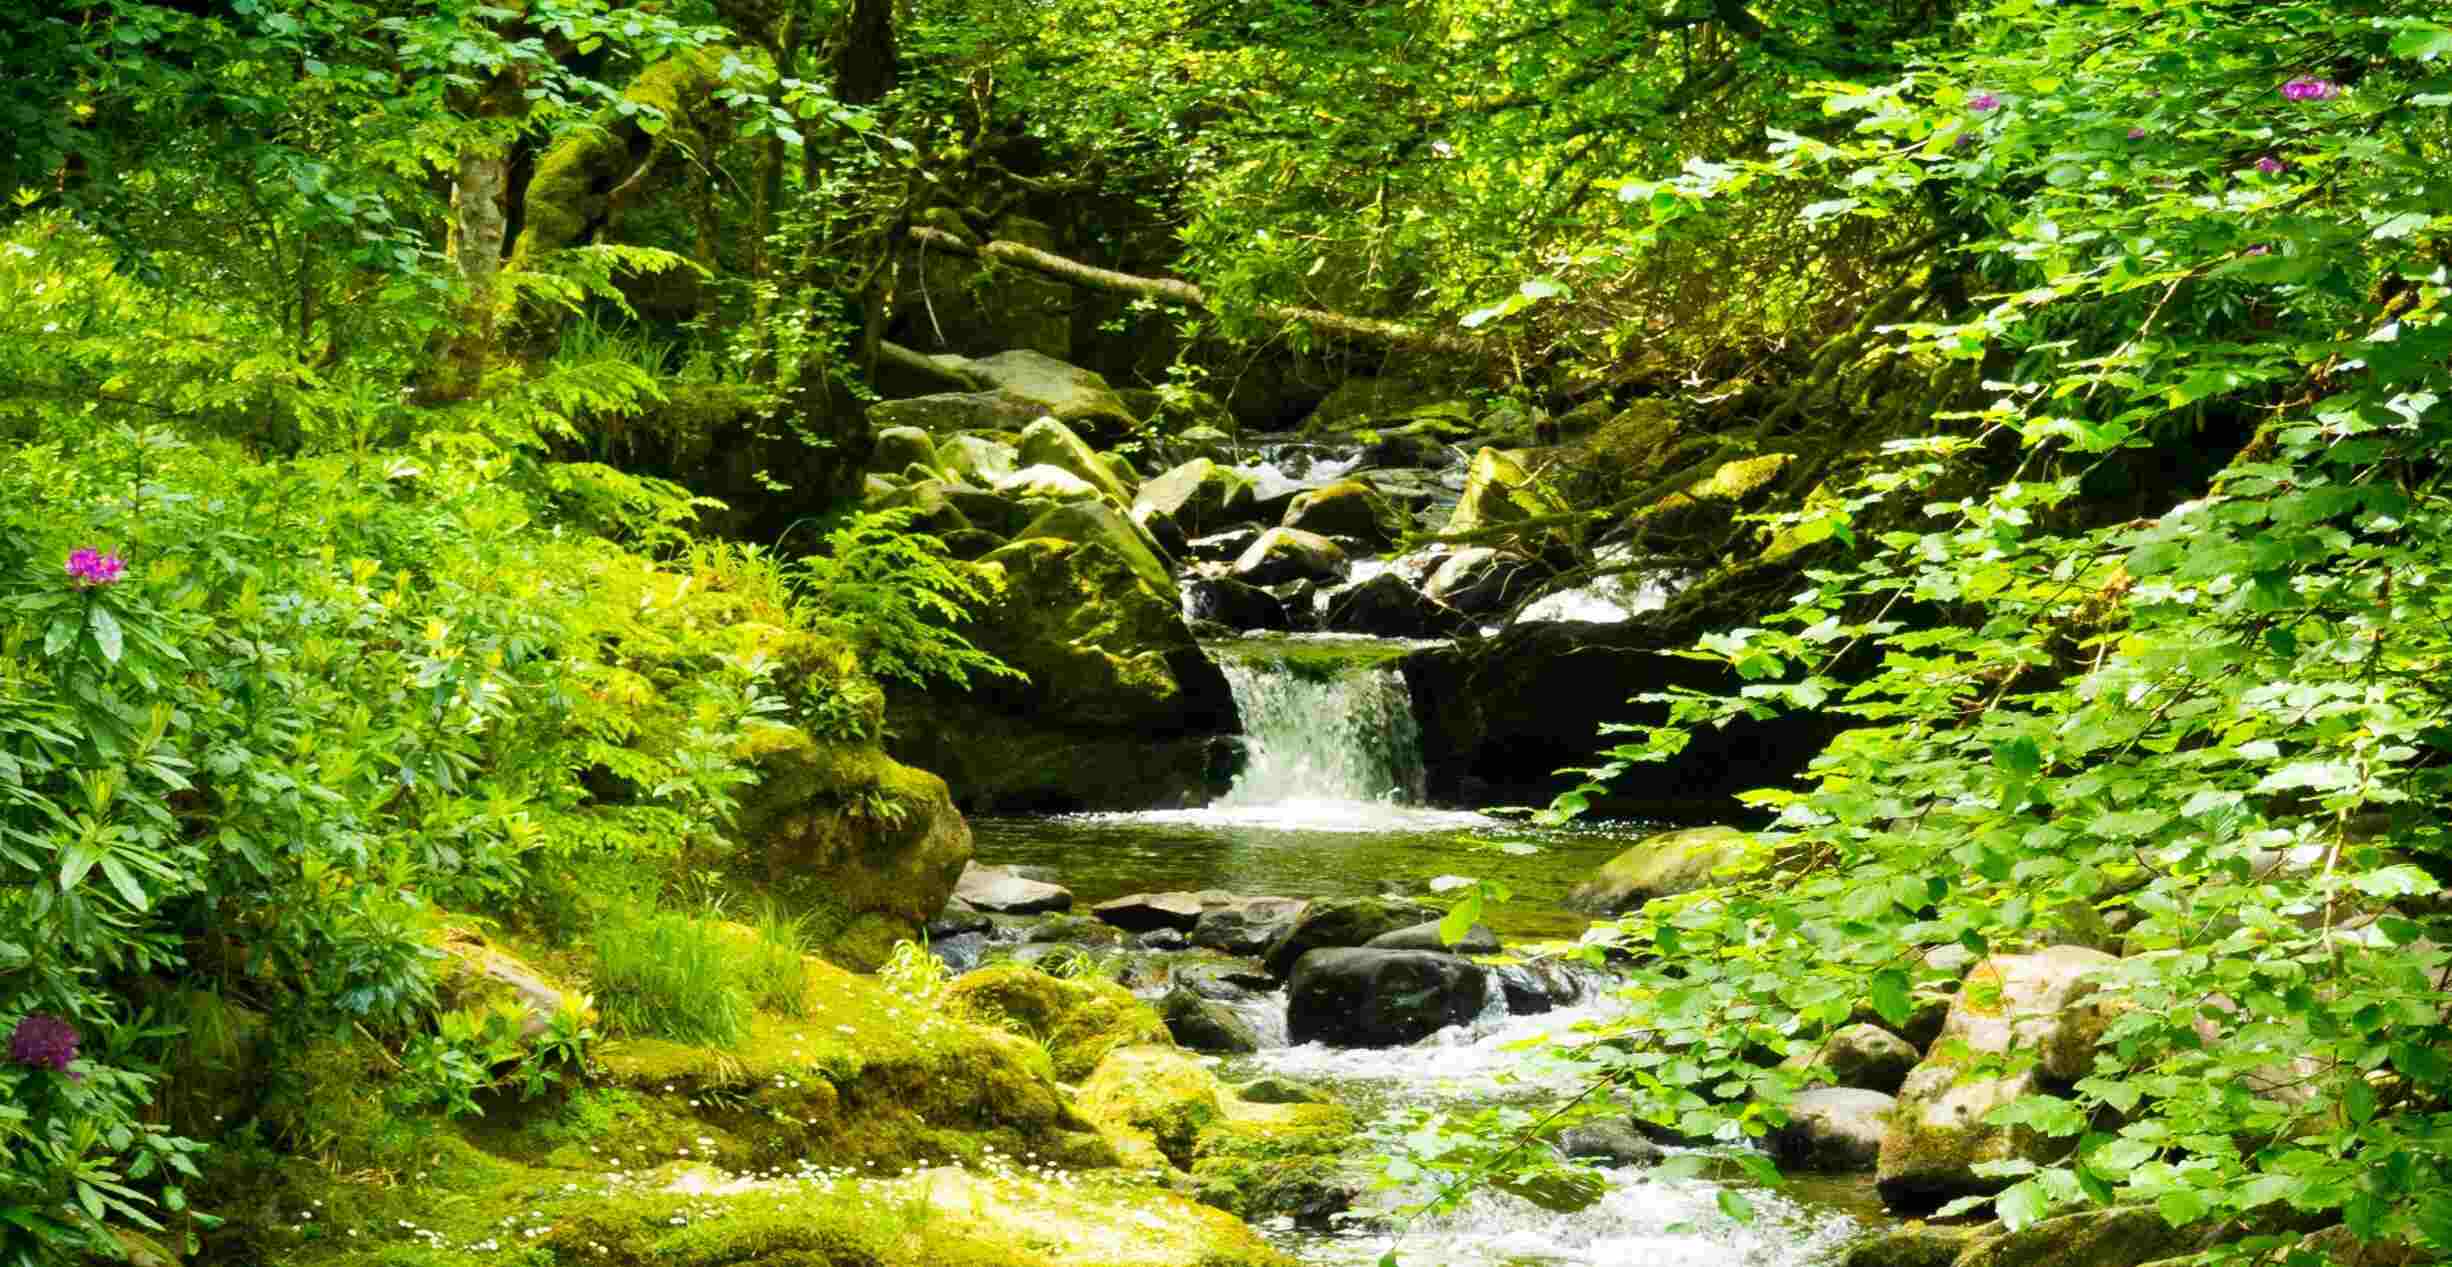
735,898,818,1016
592,910,753,1046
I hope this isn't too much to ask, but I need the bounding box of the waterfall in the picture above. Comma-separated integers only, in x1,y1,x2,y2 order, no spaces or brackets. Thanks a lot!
1213,649,1426,806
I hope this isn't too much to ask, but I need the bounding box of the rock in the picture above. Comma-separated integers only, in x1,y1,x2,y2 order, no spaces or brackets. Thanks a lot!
926,898,992,939
1010,499,1177,594
434,931,591,1040
938,433,1019,486
1490,960,1589,1015
872,339,992,398
1018,415,1136,504
1426,547,1539,614
1299,376,1467,433
1566,825,1761,914
1786,1023,1921,1094
1321,571,1467,638
1269,578,1325,629
1443,447,1566,538
967,536,1234,730
868,389,1048,436
862,472,903,503
1956,1206,2202,1267
1169,423,1238,465
1183,576,1290,631
1018,915,1127,947
1232,527,1347,587
1190,896,1310,956
942,963,1171,1082
1094,892,1208,933
968,350,1139,445
1557,1121,1663,1167
1160,987,1263,1053
1186,527,1264,563
1137,927,1190,951
870,425,942,477
1119,386,1235,437
877,478,974,537
929,930,991,972
1135,458,1263,536
732,721,973,970
1235,1076,1330,1105
1282,479,1407,547
1839,1224,1980,1267
1286,948,1490,1047
1260,896,1441,978
1078,1045,1224,1168
955,862,1074,914
1768,1087,1894,1172
1358,418,1465,468
995,462,1105,503
1877,946,2121,1211
1363,919,1501,955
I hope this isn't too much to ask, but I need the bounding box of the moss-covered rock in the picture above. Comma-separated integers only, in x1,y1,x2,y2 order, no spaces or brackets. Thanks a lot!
599,380,870,541
433,928,592,1039
1078,1045,1225,1169
940,433,1020,486
1565,825,1762,914
1839,1223,1981,1267
972,351,1139,445
1231,527,1347,587
1018,416,1136,505
1954,1206,2202,1267
1443,447,1571,541
1190,1096,1359,1224
1784,1022,1922,1094
731,722,973,970
941,963,1172,1082
1298,376,1468,433
1134,458,1262,537
508,48,731,270
884,687,1242,811
1260,896,1441,978
871,389,1053,436
1281,479,1408,547
964,537,1227,730
1010,500,1176,594
997,462,1107,503
872,426,943,478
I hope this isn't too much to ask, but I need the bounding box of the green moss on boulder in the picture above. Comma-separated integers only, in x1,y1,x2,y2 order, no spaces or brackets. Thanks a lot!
1565,826,1761,914
941,964,1173,1082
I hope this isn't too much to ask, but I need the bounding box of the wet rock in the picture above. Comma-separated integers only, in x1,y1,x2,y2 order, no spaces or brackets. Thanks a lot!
926,898,993,939
1786,1023,1921,1095
1298,376,1468,433
1261,896,1442,978
1321,571,1468,638
968,350,1139,445
929,931,991,973
1094,891,1208,933
1021,915,1127,947
1489,960,1589,1015
1282,479,1408,547
1426,546,1540,613
1167,423,1239,466
876,478,975,537
1160,986,1263,1053
1135,458,1262,537
1286,948,1490,1047
939,433,1019,486
1186,527,1264,563
1566,825,1762,914
868,389,1048,436
1444,446,1568,539
1877,946,2121,1211
1557,1121,1664,1168
1768,1087,1894,1172
1183,576,1289,631
1232,527,1348,587
1010,499,1177,593
955,862,1073,913
1136,927,1190,951
1363,919,1501,955
1172,959,1279,999
1078,1044,1224,1168
1955,1206,2202,1267
1190,896,1309,956
1269,578,1326,630
1235,1076,1330,1105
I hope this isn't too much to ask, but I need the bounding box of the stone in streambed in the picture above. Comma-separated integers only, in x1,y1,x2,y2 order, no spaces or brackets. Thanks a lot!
955,862,1073,913
969,350,1139,446
1785,1022,1921,1095
1363,919,1501,955
1281,479,1407,547
1320,571,1466,638
1135,458,1261,537
1189,896,1309,957
1767,1087,1894,1172
1160,986,1262,1054
1018,415,1135,504
1094,891,1208,933
1557,1120,1663,1168
1566,825,1762,914
1285,948,1489,1047
1232,527,1347,587
1426,546,1540,613
1260,896,1442,978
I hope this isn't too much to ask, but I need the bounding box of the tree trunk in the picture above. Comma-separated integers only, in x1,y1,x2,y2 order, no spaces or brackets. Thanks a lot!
834,0,897,105
434,146,511,398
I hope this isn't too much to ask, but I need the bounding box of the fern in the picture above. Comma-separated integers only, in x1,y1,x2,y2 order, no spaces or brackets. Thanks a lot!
787,508,1023,691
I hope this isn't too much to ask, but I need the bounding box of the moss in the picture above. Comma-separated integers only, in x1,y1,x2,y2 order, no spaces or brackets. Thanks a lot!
509,48,732,270
940,964,1172,1082
1077,1046,1224,1169
1566,825,1762,915
1189,1098,1358,1221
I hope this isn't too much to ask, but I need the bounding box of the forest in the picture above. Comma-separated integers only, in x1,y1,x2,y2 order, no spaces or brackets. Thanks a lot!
3,0,2451,1265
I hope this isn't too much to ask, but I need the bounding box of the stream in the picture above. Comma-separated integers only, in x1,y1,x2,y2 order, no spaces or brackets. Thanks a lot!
971,634,1876,1266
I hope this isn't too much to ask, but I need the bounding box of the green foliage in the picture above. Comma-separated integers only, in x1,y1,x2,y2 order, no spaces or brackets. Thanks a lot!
785,508,1021,693
589,911,754,1048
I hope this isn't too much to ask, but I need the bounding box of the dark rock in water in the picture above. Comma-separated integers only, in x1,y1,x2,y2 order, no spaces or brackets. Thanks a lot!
1425,547,1540,614
1020,915,1126,947
1172,959,1279,999
1136,927,1190,951
1286,948,1489,1047
1262,896,1442,978
1363,919,1501,955
1557,1121,1663,1168
1233,527,1347,586
1767,1087,1894,1172
1488,960,1588,1015
1786,1022,1920,1095
1567,826,1760,914
1321,571,1468,638
926,898,993,939
1134,458,1262,537
1182,577,1289,631
955,863,1073,914
1190,896,1308,956
1267,579,1325,630
1281,479,1408,548
1235,1075,1330,1105
929,931,991,973
1160,986,1262,1053
1093,891,1208,933
1185,527,1264,563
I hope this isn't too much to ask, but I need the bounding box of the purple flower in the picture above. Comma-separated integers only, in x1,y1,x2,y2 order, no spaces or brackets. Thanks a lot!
8,1014,79,1075
2281,78,2339,102
1968,91,2003,112
64,548,124,588
1953,133,1976,149
2127,127,2148,140
2254,155,2286,175
2245,245,2270,256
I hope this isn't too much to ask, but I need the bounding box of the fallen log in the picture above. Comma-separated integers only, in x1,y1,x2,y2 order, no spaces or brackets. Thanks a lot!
906,225,1483,356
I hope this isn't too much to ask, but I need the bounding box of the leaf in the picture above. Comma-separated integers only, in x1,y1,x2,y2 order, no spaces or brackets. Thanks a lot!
2390,23,2452,61
88,603,123,664
2155,1188,2210,1228
1869,967,1913,1028
1716,1188,1756,1224
1438,891,1482,946
98,855,150,911
1997,1179,2049,1230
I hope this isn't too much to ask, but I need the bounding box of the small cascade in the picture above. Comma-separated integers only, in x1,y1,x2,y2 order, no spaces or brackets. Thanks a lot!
1213,647,1426,807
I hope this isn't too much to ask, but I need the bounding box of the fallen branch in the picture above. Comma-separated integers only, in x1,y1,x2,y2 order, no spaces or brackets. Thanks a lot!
906,225,1484,356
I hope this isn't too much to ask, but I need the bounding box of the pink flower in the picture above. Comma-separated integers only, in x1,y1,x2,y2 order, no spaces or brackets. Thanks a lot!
2280,78,2339,102
1968,91,2003,112
8,1014,79,1076
2127,127,2147,140
2254,156,2286,175
65,548,124,588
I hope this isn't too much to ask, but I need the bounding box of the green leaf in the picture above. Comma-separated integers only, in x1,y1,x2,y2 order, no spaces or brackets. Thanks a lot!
2389,23,2452,61
1997,1179,2049,1230
98,855,150,911
1716,1188,1756,1224
2155,1188,2210,1228
1869,967,1913,1028
88,603,123,664
1438,891,1482,946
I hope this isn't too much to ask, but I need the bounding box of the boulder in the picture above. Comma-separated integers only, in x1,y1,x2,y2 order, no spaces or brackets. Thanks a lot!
868,389,1048,436
938,433,1019,486
1839,1225,1980,1267
926,899,992,939
1190,896,1310,956
954,862,1073,914
1232,528,1348,587
1078,1044,1224,1168
1093,892,1208,933
1019,915,1127,947
1786,1023,1922,1095
1426,547,1539,613
1018,415,1136,504
1490,959,1590,1015
929,930,991,972
1767,1087,1894,1172
1261,896,1442,978
1877,946,2120,1211
1235,1076,1330,1105
1557,1121,1663,1168
968,350,1139,445
871,425,942,477
1298,376,1468,433
1281,479,1407,547
1135,458,1262,537
1566,825,1761,914
1160,987,1263,1054
877,478,974,537
1286,948,1490,1047
996,463,1105,503
1321,571,1468,638
1137,927,1190,951
1167,423,1239,466
1010,499,1177,594
942,963,1170,1082
1183,577,1290,631
1119,386,1235,437
1955,1206,2202,1267
1363,919,1501,956
1443,446,1569,540
434,931,591,1040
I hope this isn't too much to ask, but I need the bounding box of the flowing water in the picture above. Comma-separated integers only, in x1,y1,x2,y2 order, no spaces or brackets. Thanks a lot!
970,633,1870,1264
